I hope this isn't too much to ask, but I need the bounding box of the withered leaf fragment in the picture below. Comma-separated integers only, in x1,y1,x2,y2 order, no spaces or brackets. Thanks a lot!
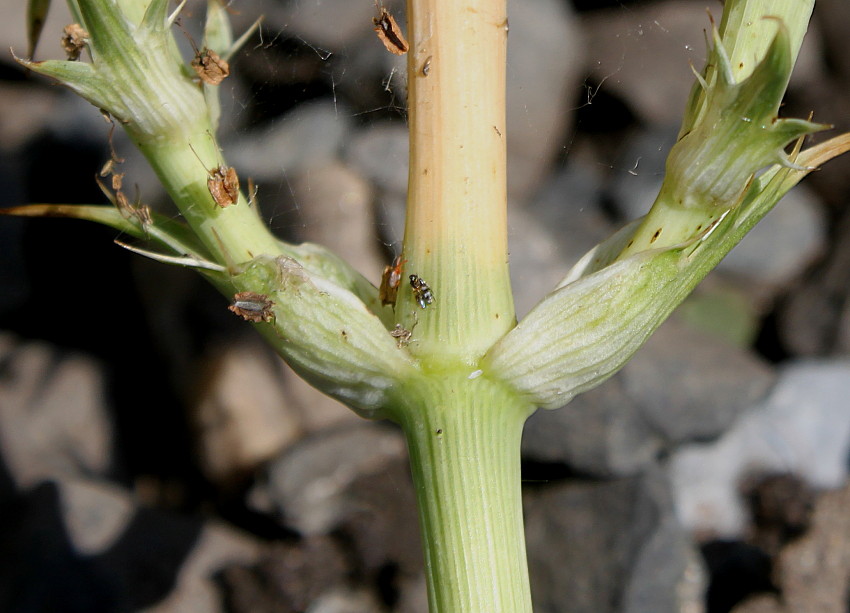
61,23,88,61
229,292,275,323
192,48,230,85
373,9,409,55
208,165,239,208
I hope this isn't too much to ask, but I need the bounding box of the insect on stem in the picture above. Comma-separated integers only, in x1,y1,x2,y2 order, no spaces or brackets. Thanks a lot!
372,3,409,55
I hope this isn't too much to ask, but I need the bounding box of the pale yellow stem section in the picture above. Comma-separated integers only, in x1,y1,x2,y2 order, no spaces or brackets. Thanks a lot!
401,0,514,365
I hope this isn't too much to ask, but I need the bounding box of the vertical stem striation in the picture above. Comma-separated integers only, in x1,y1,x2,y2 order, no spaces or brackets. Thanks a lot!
402,0,514,365
394,375,535,613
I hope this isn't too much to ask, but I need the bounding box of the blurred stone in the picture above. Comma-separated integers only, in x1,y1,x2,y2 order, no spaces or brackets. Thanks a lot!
525,467,694,613
1,477,256,612
771,479,850,613
394,573,429,613
344,124,409,196
509,160,613,318
280,362,363,434
262,0,390,51
815,0,850,83
607,126,679,222
126,512,261,613
622,318,776,445
717,184,826,298
522,375,662,478
306,588,383,613
507,207,567,320
778,211,850,356
216,536,351,613
59,479,134,556
258,424,407,535
335,456,421,576
294,161,382,284
0,336,113,488
506,0,584,199
0,83,59,151
580,1,707,126
671,359,850,538
229,101,352,181
193,340,301,485
0,0,73,62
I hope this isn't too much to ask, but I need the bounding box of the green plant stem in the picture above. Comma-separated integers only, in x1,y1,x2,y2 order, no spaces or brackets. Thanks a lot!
131,129,283,264
393,374,535,613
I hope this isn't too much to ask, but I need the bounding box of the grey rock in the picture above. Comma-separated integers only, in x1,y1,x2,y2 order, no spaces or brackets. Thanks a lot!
506,0,584,199
2,477,258,613
216,536,352,613
671,359,850,538
522,375,662,478
525,467,693,613
778,212,850,356
344,123,409,196
0,336,114,487
258,424,407,535
294,161,383,284
263,0,396,51
622,318,776,445
717,183,826,293
192,339,302,486
229,101,352,180
580,1,709,126
607,126,678,222
510,161,613,318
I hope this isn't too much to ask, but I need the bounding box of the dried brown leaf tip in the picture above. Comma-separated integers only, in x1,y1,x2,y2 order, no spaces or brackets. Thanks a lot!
208,165,240,208
192,47,230,85
61,24,89,61
373,8,408,55
229,292,275,323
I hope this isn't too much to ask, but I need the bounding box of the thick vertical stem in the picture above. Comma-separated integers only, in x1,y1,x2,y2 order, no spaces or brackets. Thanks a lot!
401,0,514,364
394,375,535,613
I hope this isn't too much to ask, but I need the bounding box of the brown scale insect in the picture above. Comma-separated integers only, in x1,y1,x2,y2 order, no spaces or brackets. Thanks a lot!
373,6,409,55
207,164,240,208
191,47,230,86
190,144,240,208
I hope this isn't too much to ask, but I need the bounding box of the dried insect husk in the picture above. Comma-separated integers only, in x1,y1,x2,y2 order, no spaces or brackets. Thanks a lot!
61,23,88,61
208,166,239,207
373,9,408,55
192,48,230,85
229,291,275,323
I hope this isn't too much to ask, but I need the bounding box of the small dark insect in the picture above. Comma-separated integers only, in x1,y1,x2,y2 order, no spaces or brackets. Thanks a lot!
207,165,240,208
61,23,88,61
229,291,275,323
379,255,406,307
191,47,230,85
373,7,409,55
409,274,434,309
421,56,432,77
